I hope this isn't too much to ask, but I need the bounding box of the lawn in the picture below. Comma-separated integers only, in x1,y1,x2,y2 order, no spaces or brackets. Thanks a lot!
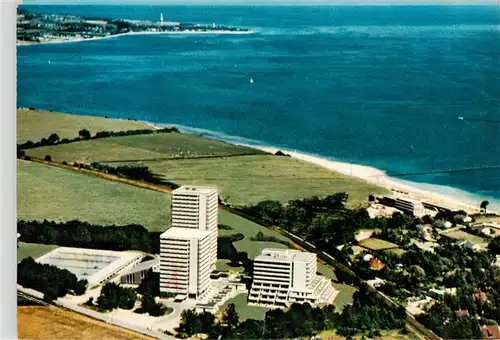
359,238,399,251
26,133,265,163
17,160,170,232
317,263,337,280
17,242,58,263
332,283,357,311
215,259,245,273
443,230,489,245
385,248,407,257
221,293,269,321
218,210,292,259
135,155,387,207
17,109,150,144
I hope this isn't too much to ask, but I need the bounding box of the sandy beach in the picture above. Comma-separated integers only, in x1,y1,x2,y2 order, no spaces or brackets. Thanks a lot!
16,30,255,46
253,146,487,214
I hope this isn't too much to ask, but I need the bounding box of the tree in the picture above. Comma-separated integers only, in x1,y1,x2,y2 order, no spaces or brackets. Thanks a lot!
44,155,52,162
224,319,264,339
254,200,284,225
222,303,239,329
488,237,500,255
78,129,91,140
97,282,137,311
480,200,489,213
73,279,88,295
137,290,167,316
47,133,60,144
178,309,203,336
17,147,25,158
443,317,482,339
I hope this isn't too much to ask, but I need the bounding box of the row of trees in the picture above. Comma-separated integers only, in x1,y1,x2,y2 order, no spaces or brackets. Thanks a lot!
176,286,406,339
90,163,177,187
18,257,88,302
17,126,179,151
18,219,154,253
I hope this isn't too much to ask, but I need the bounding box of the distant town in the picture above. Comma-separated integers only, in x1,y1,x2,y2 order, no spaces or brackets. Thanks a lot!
16,8,251,44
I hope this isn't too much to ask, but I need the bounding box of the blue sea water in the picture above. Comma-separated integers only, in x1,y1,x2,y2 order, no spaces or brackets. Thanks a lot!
17,5,500,207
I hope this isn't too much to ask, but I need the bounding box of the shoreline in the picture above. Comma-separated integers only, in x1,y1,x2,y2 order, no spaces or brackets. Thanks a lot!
146,122,498,215
16,30,255,46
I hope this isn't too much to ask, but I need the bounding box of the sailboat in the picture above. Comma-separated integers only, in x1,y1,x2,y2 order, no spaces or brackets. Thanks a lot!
249,78,254,84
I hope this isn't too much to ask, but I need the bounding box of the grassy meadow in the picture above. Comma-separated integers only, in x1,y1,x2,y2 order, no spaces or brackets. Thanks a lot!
442,230,489,246
359,238,399,251
17,109,150,144
17,160,171,232
136,155,387,207
17,160,298,254
25,133,266,163
20,109,388,208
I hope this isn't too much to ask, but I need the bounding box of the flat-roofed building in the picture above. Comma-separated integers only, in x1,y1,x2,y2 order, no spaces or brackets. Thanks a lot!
394,197,428,217
249,248,337,308
36,247,143,287
159,227,213,298
171,186,218,267
160,186,219,299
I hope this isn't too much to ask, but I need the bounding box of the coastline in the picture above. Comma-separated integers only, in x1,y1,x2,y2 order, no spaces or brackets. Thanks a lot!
16,30,255,46
147,122,498,215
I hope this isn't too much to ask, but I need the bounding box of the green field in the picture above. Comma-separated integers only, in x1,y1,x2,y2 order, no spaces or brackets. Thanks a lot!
17,160,170,232
26,133,265,163
17,160,300,255
317,263,337,280
215,259,245,273
332,283,357,311
385,248,407,257
218,211,292,259
359,238,399,251
221,293,270,321
17,109,150,144
133,155,387,207
17,242,58,263
443,230,489,245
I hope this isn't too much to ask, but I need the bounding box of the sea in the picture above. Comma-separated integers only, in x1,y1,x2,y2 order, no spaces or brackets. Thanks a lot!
17,5,500,208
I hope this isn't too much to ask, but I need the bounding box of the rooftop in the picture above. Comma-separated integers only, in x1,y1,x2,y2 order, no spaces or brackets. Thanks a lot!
36,247,143,285
394,197,423,205
173,185,218,195
160,227,212,240
121,258,159,276
256,248,316,263
480,324,500,339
